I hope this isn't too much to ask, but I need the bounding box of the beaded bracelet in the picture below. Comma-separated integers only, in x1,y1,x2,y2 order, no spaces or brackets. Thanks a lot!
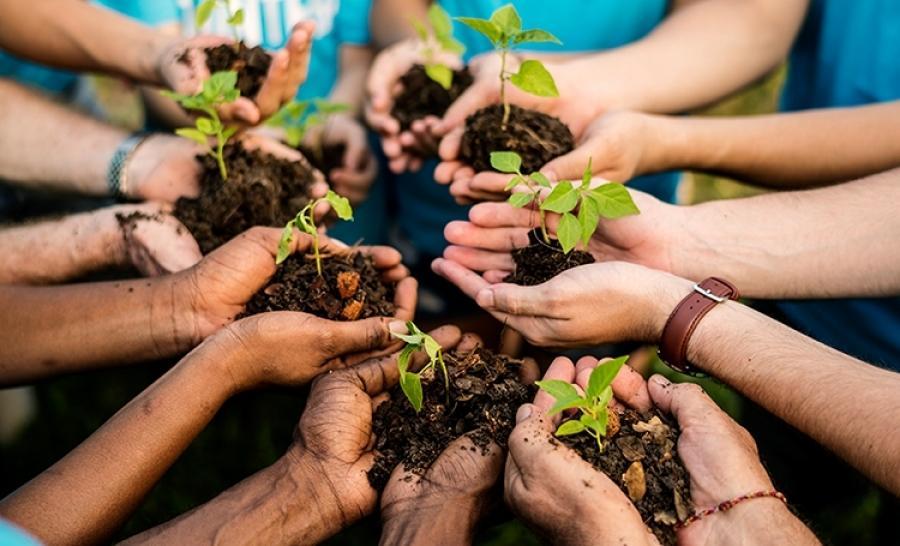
676,490,788,529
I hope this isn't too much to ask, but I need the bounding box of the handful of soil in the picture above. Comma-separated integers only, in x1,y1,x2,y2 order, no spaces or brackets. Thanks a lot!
242,251,396,322
390,64,473,131
174,143,317,253
459,104,574,172
560,408,692,546
368,347,533,489
505,229,595,286
205,42,272,98
298,142,346,180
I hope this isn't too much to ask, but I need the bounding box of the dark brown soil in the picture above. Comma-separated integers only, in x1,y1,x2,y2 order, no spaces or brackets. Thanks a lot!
299,142,346,178
368,347,533,489
459,104,574,172
505,229,595,286
174,143,316,253
205,42,272,98
560,407,692,546
242,251,396,321
391,64,473,130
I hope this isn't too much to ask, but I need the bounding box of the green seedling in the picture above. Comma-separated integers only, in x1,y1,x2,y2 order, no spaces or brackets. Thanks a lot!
491,150,640,253
536,355,628,451
391,321,450,413
196,0,244,40
267,99,351,162
411,4,465,89
276,190,354,274
457,3,562,127
162,71,240,180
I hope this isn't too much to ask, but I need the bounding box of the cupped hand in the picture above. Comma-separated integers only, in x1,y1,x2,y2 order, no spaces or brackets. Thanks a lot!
365,38,462,174
441,197,676,279
314,114,377,204
284,326,464,542
156,22,314,125
127,134,202,203
506,357,659,546
113,202,202,276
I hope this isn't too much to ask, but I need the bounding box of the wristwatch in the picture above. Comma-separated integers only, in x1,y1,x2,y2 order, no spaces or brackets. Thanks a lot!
658,277,740,375
107,132,149,200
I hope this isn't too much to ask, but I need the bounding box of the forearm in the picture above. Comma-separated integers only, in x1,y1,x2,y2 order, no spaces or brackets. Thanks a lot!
380,500,480,546
0,344,235,545
667,169,900,298
369,0,427,49
0,79,125,196
0,0,166,85
564,0,806,115
330,46,375,116
699,497,820,545
646,102,900,186
122,454,337,545
0,277,197,386
0,207,132,285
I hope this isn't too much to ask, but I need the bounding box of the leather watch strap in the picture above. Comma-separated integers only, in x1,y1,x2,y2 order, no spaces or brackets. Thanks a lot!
659,277,739,374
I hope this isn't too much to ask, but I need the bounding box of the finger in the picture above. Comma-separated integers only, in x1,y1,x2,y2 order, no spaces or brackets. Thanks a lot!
533,357,576,414
438,127,464,161
443,245,515,273
343,133,368,171
457,332,484,353
388,155,409,174
360,245,402,269
281,21,314,102
434,160,461,184
648,375,718,424
255,50,291,116
366,106,401,136
319,316,395,358
475,282,555,317
519,357,540,385
613,365,653,413
392,277,418,321
407,157,423,172
484,269,511,283
574,356,600,390
470,171,516,195
219,98,260,125
431,257,490,300
449,179,505,203
540,145,596,183
436,82,493,136
469,202,537,229
444,220,531,251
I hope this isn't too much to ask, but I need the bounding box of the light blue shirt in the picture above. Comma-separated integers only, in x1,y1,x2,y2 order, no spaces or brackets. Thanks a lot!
0,520,41,546
393,0,677,257
777,0,900,370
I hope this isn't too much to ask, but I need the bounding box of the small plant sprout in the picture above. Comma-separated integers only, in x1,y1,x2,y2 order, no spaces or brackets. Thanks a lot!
196,0,244,40
267,99,351,159
491,150,640,253
391,321,449,412
275,190,354,273
536,355,629,451
411,4,465,89
162,71,240,180
456,4,561,128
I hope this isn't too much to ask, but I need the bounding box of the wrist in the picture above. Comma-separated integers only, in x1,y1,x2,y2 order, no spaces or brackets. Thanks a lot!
634,270,694,342
83,207,132,270
381,498,480,546
695,496,798,544
155,271,206,357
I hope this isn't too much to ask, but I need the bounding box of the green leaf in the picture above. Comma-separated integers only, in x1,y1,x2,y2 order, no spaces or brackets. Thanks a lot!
411,18,429,42
541,181,578,213
455,17,502,44
314,99,351,115
557,212,581,254
586,356,629,399
505,174,525,191
427,4,453,38
490,151,522,173
159,89,191,103
175,127,210,146
514,29,562,45
423,335,441,362
397,345,417,375
535,379,579,404
577,194,601,245
530,172,552,188
556,420,586,436
221,125,238,141
227,8,244,26
196,117,216,135
195,0,216,27
490,4,521,37
594,386,613,411
509,60,559,98
400,371,424,412
548,397,588,416
581,412,608,437
275,221,295,264
425,63,453,90
208,71,238,94
325,190,354,220
437,35,466,56
284,127,303,148
582,157,593,187
588,183,640,219
406,321,425,336
223,89,240,102
508,192,534,208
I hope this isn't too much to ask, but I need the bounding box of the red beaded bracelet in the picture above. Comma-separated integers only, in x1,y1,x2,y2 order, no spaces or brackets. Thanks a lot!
676,490,788,529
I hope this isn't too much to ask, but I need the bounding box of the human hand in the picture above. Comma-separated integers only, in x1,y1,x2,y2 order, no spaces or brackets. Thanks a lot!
315,114,377,204
156,22,314,125
111,202,202,276
365,39,462,174
506,357,658,546
173,227,416,343
284,325,464,543
126,134,202,203
441,198,677,278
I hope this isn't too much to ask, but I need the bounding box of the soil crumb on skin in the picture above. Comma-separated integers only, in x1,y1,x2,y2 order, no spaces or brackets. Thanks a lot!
459,104,574,173
391,64,473,131
174,143,316,253
299,142,347,180
242,251,396,321
205,42,272,98
367,347,533,489
505,229,595,286
561,408,692,546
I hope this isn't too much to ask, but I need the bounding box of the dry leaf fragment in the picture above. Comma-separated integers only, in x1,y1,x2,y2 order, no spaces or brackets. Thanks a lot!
616,435,646,462
622,461,646,502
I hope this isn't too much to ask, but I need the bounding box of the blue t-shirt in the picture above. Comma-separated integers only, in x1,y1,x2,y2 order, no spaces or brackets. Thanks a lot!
0,520,41,546
393,0,678,257
777,0,900,369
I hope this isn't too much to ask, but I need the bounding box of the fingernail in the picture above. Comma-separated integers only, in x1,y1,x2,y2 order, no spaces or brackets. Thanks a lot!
515,404,533,423
389,320,408,335
476,288,495,308
650,375,671,388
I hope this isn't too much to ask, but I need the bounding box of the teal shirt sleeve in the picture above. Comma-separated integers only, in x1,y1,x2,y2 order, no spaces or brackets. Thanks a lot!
334,0,371,45
0,520,42,546
94,0,178,25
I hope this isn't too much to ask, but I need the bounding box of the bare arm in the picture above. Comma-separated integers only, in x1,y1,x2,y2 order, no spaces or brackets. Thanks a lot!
330,45,375,116
0,0,167,85
369,0,427,49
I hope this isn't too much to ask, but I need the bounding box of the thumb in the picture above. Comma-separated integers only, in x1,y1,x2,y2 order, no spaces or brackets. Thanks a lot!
435,80,494,135
540,145,595,182
320,316,397,358
476,283,550,316
508,403,557,462
343,130,367,171
648,375,718,425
